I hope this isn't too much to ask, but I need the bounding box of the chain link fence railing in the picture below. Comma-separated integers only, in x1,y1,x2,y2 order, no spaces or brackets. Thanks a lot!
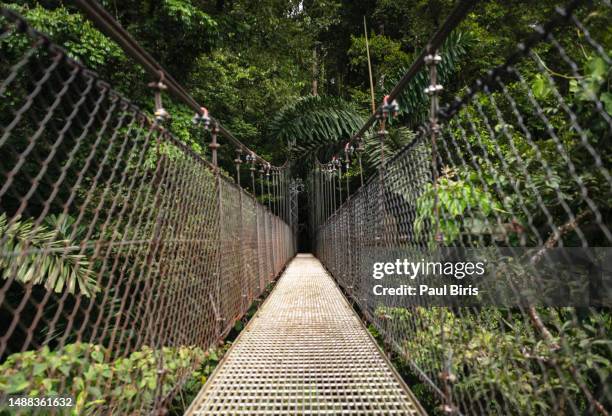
0,7,295,414
313,1,611,415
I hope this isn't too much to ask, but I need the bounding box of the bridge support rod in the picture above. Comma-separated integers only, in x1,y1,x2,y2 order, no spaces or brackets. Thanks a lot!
425,52,444,245
209,123,219,167
235,150,247,313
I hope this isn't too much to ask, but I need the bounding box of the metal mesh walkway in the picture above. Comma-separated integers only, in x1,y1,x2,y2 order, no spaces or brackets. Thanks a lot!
185,254,425,415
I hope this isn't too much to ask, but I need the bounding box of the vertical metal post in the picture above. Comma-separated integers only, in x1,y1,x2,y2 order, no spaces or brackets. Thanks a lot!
279,170,284,221
321,167,325,223
425,52,443,244
357,139,364,188
266,167,276,275
285,171,290,225
318,167,321,241
315,167,320,229
279,170,283,265
209,123,219,167
332,164,337,214
284,171,289,224
344,148,352,292
326,168,331,221
333,161,339,274
344,145,351,198
212,124,224,334
272,170,277,216
260,167,270,281
234,149,247,312
250,156,263,293
276,170,281,218
337,162,342,205
278,170,282,266
266,165,272,210
271,170,277,271
280,170,284,221
377,115,388,248
426,50,454,412
281,170,286,223
320,167,324,223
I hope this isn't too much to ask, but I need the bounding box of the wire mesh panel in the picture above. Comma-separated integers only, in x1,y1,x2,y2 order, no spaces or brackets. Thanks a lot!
261,205,273,287
218,178,245,323
243,195,259,300
314,2,611,415
0,7,295,414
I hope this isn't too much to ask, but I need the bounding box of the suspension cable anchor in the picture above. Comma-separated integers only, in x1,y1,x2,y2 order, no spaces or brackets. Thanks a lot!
424,54,444,95
424,53,442,65
246,152,257,171
331,156,341,171
381,94,399,119
192,106,211,130
424,84,444,95
148,71,170,124
234,148,243,165
355,137,364,153
344,143,353,169
375,103,390,145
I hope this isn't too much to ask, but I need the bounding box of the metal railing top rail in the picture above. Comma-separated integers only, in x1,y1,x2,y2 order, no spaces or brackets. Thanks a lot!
72,0,286,170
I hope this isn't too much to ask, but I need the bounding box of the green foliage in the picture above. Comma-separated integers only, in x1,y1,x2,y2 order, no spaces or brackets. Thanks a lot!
439,46,611,246
190,48,302,144
117,0,217,84
413,168,506,245
0,214,98,297
376,306,612,415
167,344,230,414
348,33,412,81
0,342,210,415
569,56,612,113
160,0,216,30
362,126,417,169
268,95,365,152
3,3,123,69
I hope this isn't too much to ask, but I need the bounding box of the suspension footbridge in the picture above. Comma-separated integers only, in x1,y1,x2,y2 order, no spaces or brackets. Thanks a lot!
0,0,610,415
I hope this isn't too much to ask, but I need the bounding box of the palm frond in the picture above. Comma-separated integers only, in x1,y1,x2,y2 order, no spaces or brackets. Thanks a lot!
362,127,418,169
383,31,471,127
0,213,98,297
268,95,366,153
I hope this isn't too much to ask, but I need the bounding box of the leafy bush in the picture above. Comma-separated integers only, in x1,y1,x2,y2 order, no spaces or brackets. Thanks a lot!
0,342,214,415
413,167,507,245
376,306,612,415
1,3,123,69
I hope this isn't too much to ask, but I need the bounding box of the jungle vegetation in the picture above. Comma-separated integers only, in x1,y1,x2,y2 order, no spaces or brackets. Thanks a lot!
0,0,610,414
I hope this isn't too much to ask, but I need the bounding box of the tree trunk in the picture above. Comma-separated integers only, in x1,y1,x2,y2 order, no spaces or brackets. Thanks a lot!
312,46,318,96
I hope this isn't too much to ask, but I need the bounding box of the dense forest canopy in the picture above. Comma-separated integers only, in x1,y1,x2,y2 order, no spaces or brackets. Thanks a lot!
7,0,607,165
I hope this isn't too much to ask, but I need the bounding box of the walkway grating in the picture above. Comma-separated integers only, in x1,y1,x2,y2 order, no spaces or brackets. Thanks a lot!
185,254,426,415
